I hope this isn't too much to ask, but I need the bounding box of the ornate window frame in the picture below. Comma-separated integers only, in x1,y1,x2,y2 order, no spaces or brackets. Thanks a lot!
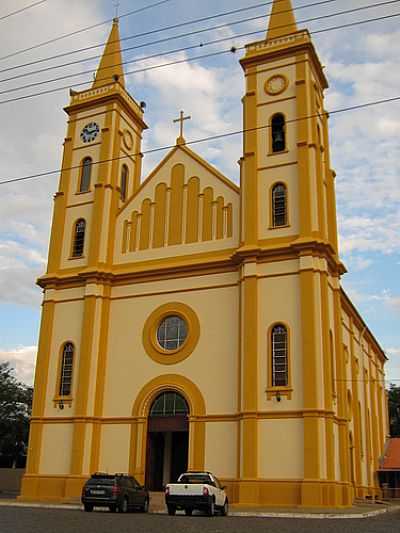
266,322,292,400
143,302,200,365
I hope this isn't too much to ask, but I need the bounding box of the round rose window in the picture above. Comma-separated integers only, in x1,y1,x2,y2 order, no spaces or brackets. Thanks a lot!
157,315,188,351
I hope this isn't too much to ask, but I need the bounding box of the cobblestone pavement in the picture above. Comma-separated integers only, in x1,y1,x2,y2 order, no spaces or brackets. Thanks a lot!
1,506,400,533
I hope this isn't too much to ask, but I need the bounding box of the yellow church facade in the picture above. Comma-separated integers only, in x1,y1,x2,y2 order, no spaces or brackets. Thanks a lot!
21,0,388,508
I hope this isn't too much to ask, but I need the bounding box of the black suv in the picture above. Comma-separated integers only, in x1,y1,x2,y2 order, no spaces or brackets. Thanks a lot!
81,473,149,513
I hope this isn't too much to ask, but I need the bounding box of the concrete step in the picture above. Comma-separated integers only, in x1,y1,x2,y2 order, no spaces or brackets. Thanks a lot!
149,491,165,512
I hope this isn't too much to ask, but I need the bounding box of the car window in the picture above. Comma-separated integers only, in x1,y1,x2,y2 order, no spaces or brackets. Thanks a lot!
87,477,114,486
179,474,213,485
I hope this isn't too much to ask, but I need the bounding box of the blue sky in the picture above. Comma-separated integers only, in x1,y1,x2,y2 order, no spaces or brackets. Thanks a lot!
0,0,399,385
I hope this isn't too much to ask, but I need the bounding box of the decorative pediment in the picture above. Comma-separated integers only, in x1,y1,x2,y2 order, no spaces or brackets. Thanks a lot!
115,145,239,261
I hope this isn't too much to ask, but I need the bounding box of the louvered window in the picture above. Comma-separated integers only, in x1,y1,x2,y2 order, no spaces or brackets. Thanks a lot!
272,183,287,227
72,219,85,257
272,325,288,387
79,157,92,192
59,343,74,396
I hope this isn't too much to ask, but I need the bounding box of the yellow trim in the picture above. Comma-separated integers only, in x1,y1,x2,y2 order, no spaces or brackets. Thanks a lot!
168,163,184,245
153,182,167,248
24,300,55,475
139,198,151,250
142,302,200,365
216,196,224,239
47,118,77,273
90,285,111,473
186,177,200,243
266,321,292,399
241,273,258,478
202,186,213,241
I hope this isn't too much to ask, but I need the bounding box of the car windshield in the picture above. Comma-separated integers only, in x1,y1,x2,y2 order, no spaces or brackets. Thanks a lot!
87,478,115,485
179,475,212,485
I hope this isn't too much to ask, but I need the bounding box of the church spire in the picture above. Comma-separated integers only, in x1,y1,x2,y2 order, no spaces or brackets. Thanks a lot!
266,0,297,40
92,18,125,89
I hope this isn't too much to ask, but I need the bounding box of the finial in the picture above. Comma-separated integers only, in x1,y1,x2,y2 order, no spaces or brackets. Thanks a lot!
173,110,191,145
113,0,120,21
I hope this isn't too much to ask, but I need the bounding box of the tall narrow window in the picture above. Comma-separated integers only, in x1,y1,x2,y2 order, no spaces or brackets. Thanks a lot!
271,324,288,387
72,219,86,257
120,164,129,201
79,157,92,192
271,113,286,153
272,183,287,227
59,342,74,396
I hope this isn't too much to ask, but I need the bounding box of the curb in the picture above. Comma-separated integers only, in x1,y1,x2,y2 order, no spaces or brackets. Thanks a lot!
0,500,398,519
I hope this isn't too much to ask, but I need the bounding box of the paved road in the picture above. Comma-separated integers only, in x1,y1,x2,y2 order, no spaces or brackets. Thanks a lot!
1,506,399,533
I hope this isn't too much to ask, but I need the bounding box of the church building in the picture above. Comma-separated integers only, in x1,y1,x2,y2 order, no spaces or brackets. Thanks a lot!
21,0,388,507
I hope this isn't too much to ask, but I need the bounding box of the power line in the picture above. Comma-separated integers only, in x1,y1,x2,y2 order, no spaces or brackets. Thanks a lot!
0,0,351,94
0,0,174,62
0,0,340,82
0,0,47,22
0,94,399,186
1,10,399,106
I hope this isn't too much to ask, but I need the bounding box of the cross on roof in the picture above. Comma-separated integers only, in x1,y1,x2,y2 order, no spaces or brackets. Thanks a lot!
173,110,191,145
113,0,120,19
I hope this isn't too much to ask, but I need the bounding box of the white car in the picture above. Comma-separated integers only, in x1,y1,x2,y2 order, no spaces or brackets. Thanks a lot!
165,471,228,516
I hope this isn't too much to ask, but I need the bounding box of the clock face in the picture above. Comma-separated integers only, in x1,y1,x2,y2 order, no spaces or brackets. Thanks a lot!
265,75,287,96
80,122,100,143
122,129,134,150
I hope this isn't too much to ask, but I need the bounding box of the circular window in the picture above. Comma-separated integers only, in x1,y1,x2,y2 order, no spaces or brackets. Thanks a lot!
143,302,200,365
157,315,188,351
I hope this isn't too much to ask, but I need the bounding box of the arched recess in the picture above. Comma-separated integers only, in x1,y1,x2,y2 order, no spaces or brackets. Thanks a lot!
129,374,206,483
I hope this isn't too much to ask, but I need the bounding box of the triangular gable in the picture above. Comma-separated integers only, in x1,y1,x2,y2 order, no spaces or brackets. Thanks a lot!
114,143,239,265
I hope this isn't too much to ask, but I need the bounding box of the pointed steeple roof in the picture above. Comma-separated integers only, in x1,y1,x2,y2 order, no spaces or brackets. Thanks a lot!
92,18,125,89
266,0,297,40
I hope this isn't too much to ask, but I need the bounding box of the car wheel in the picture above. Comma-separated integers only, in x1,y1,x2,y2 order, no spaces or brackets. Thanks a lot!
207,500,215,517
141,498,149,513
185,508,193,516
220,499,229,516
109,505,116,513
84,504,93,512
120,497,128,513
167,505,176,516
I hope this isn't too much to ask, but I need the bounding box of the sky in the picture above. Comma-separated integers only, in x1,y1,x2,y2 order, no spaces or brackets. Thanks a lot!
0,0,399,387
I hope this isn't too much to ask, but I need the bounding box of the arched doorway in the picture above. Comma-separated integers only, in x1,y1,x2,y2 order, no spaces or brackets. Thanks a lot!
145,391,189,491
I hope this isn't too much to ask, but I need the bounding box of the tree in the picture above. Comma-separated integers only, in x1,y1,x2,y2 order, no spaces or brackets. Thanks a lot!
388,384,400,437
0,362,33,467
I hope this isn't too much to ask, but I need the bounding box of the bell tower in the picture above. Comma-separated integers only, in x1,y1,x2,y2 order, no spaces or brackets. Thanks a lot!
46,18,147,276
237,0,350,507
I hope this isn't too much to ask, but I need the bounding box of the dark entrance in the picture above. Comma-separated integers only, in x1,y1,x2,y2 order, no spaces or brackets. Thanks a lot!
145,391,189,491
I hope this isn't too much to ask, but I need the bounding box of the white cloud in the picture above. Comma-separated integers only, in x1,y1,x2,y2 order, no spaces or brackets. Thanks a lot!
0,345,37,386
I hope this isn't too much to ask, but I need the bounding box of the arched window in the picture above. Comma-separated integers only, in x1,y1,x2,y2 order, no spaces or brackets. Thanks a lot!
149,391,189,417
72,219,86,257
271,324,288,387
271,183,287,227
59,342,74,396
271,113,286,153
120,164,129,201
79,157,92,192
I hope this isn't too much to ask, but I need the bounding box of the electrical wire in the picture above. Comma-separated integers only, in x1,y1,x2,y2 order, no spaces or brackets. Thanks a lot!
0,0,341,81
0,0,175,62
0,10,399,106
0,94,399,186
0,0,47,22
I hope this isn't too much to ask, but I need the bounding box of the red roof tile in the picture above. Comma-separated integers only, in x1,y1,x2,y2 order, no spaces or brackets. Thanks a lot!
380,438,400,470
